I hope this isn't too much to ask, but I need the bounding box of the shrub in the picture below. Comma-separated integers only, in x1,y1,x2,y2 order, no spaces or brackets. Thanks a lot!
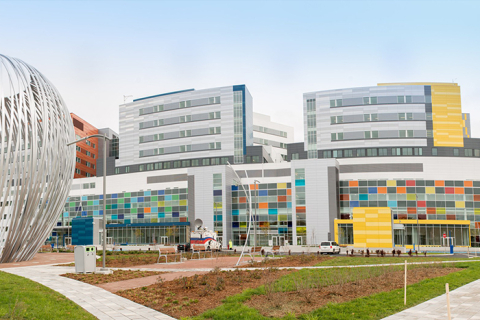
408,249,413,257
396,249,401,256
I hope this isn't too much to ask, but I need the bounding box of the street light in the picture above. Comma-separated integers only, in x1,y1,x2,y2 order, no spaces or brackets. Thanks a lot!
67,133,111,272
253,180,260,248
415,194,420,252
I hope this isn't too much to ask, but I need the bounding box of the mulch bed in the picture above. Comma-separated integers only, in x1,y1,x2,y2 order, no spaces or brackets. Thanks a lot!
62,270,165,284
117,268,293,319
239,254,333,268
245,266,461,318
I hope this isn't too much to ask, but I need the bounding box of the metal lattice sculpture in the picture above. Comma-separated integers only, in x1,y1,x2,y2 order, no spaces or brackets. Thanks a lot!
0,54,75,263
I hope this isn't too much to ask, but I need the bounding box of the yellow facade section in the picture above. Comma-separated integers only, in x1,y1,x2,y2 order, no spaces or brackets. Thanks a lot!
352,207,392,248
379,82,465,147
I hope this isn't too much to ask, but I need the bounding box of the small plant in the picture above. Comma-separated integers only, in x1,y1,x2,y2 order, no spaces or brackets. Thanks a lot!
381,250,385,257
408,249,413,257
191,299,199,303
365,249,370,257
162,303,171,308
424,251,427,256
165,297,172,302
350,249,354,256
199,275,208,285
396,249,401,256
392,249,396,257
172,300,179,305
415,250,418,256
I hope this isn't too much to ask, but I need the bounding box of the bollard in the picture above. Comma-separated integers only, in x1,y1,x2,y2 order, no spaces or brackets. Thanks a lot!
446,283,451,320
404,260,407,305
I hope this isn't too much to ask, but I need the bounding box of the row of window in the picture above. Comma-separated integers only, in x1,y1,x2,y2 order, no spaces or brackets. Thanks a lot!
139,142,221,158
74,135,96,149
139,127,221,144
331,130,425,141
331,112,431,124
139,96,220,116
253,125,288,138
330,95,431,108
114,157,231,174
139,112,221,130
74,168,93,177
75,157,96,169
253,138,287,149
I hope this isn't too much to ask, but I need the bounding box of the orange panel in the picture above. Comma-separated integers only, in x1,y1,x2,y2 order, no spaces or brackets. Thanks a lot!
377,187,387,194
446,215,456,220
427,208,436,214
296,207,306,213
455,187,464,194
349,181,358,187
259,203,268,209
475,222,480,229
144,207,151,213
250,184,258,190
465,181,473,187
435,180,445,187
277,196,287,202
239,197,247,203
340,194,349,201
397,187,406,194
180,217,187,222
407,207,417,214
474,195,480,202
287,189,292,195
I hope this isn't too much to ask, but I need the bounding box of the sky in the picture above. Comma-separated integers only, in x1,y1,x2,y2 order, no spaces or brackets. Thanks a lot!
0,0,479,141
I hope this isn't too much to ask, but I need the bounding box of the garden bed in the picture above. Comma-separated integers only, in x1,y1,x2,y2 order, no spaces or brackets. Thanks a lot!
61,269,166,284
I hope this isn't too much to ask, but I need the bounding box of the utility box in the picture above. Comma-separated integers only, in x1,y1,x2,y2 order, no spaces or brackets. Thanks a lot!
74,245,97,273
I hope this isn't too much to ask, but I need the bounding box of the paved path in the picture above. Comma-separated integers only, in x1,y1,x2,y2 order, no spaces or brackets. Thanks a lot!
2,265,175,320
384,279,480,320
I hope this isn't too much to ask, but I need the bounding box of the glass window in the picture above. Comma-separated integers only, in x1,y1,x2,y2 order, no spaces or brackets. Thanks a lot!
333,150,343,158
329,100,335,108
291,153,300,160
399,130,406,138
330,116,336,124
372,131,378,138
406,96,412,103
364,114,371,122
475,149,480,157
407,113,413,120
323,151,332,158
397,96,405,103
370,97,377,104
338,132,343,140
331,133,336,141
336,99,342,107
432,148,437,156
407,130,414,137
364,131,371,139
371,114,378,121
454,149,459,156
379,148,388,156
307,99,316,111
363,97,370,105
357,149,365,157
414,148,423,156
337,116,343,123
465,149,473,157
398,113,406,121
344,150,353,157
367,148,377,156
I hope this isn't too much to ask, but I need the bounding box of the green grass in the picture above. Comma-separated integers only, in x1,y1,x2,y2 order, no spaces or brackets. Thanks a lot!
316,255,480,266
188,260,480,320
0,271,96,320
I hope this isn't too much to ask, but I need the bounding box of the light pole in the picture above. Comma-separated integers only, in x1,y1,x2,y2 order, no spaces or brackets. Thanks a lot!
415,194,420,252
67,133,111,271
253,180,260,248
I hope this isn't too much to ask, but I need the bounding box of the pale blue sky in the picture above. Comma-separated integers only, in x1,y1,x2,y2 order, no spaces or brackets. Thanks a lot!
1,0,479,141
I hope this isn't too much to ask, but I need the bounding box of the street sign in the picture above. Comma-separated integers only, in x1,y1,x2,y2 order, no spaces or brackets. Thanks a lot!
443,233,447,239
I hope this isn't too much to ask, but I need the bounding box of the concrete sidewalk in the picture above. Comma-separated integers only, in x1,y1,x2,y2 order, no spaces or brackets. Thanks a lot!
383,279,480,320
2,265,175,320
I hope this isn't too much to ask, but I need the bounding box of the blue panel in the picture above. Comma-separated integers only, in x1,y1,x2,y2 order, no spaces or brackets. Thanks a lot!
232,209,239,215
99,195,103,200
94,200,99,205
124,203,131,209
112,215,118,219
63,212,69,217
99,210,103,215
287,202,292,208
56,222,61,226
350,201,360,207
165,195,172,201
158,190,165,195
368,187,377,194
259,190,268,196
172,212,179,217
112,204,118,209
232,222,239,228
72,217,94,245
268,208,278,215
295,180,305,186
231,185,238,191
359,194,368,201
151,207,158,213
137,213,144,218
213,190,222,196
82,196,88,201
93,210,100,216
112,194,117,199
278,228,288,234
288,222,292,227
52,232,57,236
118,214,124,219
144,191,151,196
81,211,87,217
138,197,144,202
388,201,398,207
216,215,223,221
131,198,137,203
125,219,131,224
158,213,165,218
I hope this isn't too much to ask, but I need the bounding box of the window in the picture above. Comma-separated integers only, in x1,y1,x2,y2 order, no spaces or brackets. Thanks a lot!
125,166,130,173
307,114,316,128
115,168,120,174
402,148,413,156
363,97,370,105
333,150,342,158
407,130,414,137
174,161,181,168
330,116,336,124
75,168,81,174
432,148,438,156
203,159,210,166
92,143,96,149
163,162,171,169
414,148,423,156
364,131,371,139
323,151,332,158
356,149,365,157
182,160,190,167
453,149,459,156
86,140,91,146
398,113,406,121
406,96,412,103
427,130,433,138
291,153,300,160
364,114,371,122
344,150,353,157
367,148,377,157
86,151,91,156
147,163,153,171
379,148,388,156
331,133,336,141
76,146,81,152
397,96,405,103
370,97,377,104
465,149,473,157
192,159,199,166
407,113,413,120
86,162,91,167
155,162,162,170
76,157,81,163
371,114,378,121
475,149,480,157
372,131,378,138
307,99,316,112
392,148,401,156
139,165,144,171
399,130,406,138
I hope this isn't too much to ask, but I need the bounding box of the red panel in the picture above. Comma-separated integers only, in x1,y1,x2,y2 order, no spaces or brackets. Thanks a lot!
406,180,415,186
417,201,426,207
445,187,454,194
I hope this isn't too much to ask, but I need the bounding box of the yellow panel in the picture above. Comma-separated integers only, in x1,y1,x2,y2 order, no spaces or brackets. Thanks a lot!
387,180,397,186
426,187,436,194
353,207,392,248
456,201,465,208
277,183,287,189
406,194,416,201
365,214,379,218
394,219,470,225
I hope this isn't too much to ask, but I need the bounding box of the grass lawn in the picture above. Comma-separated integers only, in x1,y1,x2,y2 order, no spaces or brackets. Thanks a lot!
0,271,96,320
316,255,480,266
190,259,480,320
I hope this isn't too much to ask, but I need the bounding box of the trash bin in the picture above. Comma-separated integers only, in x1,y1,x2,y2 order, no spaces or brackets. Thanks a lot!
74,245,97,273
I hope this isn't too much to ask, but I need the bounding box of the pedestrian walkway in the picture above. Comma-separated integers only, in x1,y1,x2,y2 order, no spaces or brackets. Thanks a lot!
383,279,480,320
2,265,175,320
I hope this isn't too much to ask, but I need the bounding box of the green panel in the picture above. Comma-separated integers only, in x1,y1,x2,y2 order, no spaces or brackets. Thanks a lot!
165,207,172,212
124,193,131,197
87,201,93,206
118,199,124,204
172,195,179,200
106,205,111,209
69,202,75,207
131,208,137,213
151,196,158,201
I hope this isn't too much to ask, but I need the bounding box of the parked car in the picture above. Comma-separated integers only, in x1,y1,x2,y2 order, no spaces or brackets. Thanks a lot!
177,243,191,252
320,241,341,254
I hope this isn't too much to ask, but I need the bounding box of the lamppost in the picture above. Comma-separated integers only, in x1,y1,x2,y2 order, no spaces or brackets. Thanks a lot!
253,180,260,248
67,133,111,271
415,194,420,252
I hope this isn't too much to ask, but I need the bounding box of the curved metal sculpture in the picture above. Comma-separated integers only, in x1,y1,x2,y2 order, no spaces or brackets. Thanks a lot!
0,54,75,263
